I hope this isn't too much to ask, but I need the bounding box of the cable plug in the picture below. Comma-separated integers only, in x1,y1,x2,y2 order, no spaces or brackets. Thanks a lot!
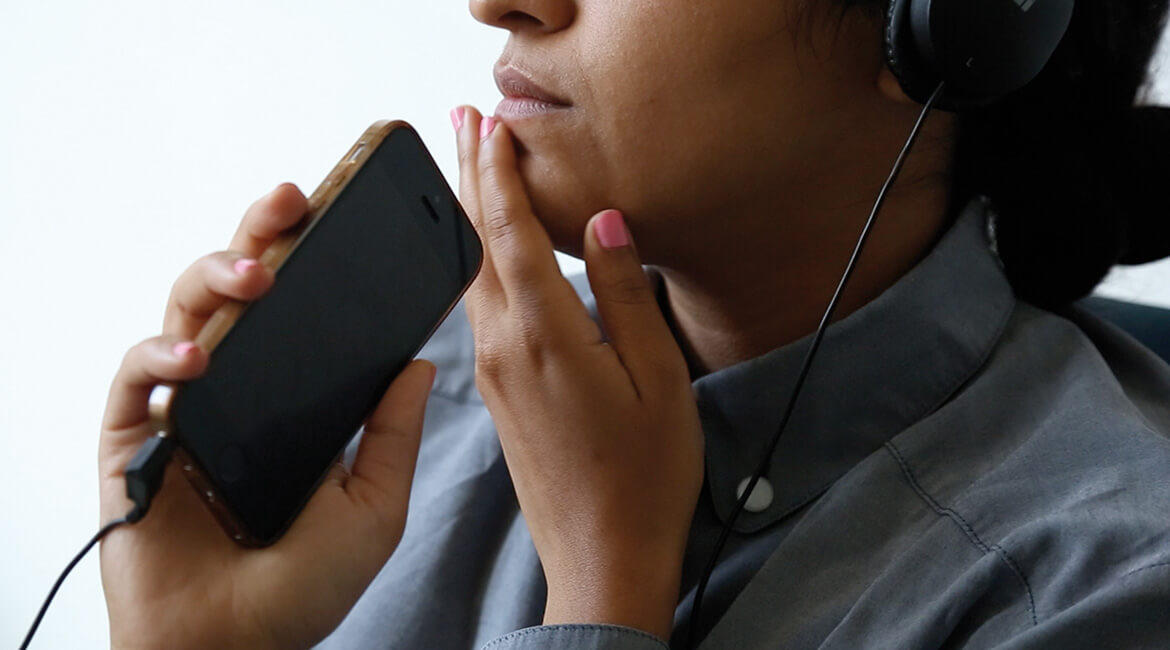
123,435,178,523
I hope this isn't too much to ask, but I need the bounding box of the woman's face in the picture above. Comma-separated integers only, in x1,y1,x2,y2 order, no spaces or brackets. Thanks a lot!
470,0,897,263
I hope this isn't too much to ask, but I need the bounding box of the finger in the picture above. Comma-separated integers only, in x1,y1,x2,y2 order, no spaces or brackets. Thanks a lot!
583,210,688,390
476,119,569,306
453,105,504,326
344,359,437,538
101,337,208,447
227,183,309,258
263,360,431,634
321,461,351,489
163,251,274,339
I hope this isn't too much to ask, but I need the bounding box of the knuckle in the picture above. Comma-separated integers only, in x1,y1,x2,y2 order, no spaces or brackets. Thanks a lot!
178,252,221,288
511,318,559,373
473,340,507,384
118,341,145,370
200,252,235,278
168,285,199,320
477,150,501,172
168,256,203,294
118,338,157,375
502,251,548,286
481,191,515,238
209,249,238,265
458,143,477,168
244,191,272,220
473,319,551,381
272,182,303,201
511,316,546,350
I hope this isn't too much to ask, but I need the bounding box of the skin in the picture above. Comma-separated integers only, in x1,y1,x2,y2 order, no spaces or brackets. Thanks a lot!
99,0,958,646
473,0,955,373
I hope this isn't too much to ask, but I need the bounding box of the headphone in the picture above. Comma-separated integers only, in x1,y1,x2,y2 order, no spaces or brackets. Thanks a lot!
686,2,1077,647
886,0,1076,109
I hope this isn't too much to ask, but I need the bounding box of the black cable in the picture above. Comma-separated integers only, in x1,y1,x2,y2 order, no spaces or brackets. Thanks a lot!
685,81,947,649
19,517,130,650
20,434,177,649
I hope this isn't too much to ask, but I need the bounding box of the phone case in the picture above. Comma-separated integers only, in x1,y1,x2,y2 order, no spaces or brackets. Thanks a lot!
147,120,477,546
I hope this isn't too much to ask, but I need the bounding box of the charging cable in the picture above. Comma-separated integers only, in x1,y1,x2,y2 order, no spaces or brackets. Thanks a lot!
685,81,947,649
19,435,178,650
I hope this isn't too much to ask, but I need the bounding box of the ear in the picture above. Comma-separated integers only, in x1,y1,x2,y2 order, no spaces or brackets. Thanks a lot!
877,66,918,106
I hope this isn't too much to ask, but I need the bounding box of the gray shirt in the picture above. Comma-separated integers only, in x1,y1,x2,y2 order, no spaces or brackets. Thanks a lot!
319,197,1170,649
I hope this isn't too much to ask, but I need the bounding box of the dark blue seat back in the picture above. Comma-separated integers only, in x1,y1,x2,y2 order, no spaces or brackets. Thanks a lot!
1080,296,1170,364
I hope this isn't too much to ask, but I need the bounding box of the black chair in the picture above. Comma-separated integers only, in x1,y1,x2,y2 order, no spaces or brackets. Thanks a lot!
1080,296,1170,364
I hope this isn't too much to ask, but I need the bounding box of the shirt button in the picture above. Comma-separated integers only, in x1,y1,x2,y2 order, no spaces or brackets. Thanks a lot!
736,476,774,513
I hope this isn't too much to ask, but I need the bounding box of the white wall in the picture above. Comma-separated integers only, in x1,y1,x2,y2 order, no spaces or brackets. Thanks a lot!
1,3,1168,647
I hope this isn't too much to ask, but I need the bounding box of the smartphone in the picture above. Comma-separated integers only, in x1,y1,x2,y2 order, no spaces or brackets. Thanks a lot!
148,121,482,547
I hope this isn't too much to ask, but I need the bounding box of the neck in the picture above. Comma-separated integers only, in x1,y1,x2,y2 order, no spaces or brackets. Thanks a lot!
652,185,953,379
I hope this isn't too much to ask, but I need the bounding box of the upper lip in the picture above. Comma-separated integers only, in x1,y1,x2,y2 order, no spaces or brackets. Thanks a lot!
493,65,571,106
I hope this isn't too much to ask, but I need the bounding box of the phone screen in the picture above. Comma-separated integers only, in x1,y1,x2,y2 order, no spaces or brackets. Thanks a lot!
172,127,481,544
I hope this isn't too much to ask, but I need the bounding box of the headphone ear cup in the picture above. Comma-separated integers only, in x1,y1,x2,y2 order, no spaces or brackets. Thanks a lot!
885,0,939,106
886,0,1076,110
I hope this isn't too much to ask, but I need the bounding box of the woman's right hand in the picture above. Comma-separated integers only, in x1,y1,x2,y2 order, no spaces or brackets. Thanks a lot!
98,184,437,649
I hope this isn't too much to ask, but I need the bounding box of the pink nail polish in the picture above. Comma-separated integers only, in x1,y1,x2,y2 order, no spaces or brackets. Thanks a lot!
173,342,197,357
594,210,631,250
480,117,497,140
450,107,465,132
234,259,259,275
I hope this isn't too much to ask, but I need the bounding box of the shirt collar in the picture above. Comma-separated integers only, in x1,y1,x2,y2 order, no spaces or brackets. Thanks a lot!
646,196,1016,532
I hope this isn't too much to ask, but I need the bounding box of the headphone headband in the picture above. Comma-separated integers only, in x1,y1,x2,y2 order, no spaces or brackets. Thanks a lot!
887,0,1076,110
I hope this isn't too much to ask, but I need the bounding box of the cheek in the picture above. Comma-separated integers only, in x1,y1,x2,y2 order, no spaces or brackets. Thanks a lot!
517,107,771,264
510,0,829,258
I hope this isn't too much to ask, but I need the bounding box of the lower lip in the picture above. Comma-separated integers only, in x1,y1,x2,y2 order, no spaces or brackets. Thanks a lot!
494,97,571,120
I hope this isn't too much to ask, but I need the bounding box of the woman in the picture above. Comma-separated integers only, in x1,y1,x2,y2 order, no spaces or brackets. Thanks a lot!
97,0,1170,648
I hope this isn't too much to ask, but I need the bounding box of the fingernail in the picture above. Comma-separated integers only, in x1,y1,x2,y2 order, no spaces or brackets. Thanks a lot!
594,210,631,250
234,258,259,275
173,342,197,357
480,116,497,141
450,107,465,132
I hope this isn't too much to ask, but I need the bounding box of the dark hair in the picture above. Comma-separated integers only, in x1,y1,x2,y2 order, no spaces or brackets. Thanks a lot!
831,1,1170,306
958,0,1170,306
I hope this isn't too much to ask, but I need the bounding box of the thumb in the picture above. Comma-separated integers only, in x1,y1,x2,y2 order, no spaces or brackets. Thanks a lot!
345,358,437,534
584,210,685,387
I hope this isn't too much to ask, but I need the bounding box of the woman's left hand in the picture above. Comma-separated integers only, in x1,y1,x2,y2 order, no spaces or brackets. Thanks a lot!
452,106,704,641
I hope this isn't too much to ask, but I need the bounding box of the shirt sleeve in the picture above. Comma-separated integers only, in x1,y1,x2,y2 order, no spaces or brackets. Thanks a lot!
479,625,670,650
991,563,1170,649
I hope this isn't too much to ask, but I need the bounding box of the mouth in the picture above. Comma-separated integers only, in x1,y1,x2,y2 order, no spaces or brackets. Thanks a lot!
493,65,572,120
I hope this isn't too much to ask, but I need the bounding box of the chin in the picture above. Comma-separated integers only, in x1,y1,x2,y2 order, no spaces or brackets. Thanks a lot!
532,197,589,260
516,151,596,261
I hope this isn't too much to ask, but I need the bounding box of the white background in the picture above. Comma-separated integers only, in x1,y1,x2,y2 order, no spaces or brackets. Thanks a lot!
2,2,1168,647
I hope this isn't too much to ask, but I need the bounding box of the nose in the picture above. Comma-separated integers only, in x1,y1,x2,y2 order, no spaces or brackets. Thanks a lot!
469,0,576,34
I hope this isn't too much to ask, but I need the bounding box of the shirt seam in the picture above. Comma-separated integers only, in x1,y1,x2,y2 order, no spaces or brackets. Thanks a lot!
481,624,668,649
729,267,1015,534
884,440,1039,627
1123,560,1170,578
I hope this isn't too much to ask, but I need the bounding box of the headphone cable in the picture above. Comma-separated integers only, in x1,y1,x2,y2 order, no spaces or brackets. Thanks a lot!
685,80,946,649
